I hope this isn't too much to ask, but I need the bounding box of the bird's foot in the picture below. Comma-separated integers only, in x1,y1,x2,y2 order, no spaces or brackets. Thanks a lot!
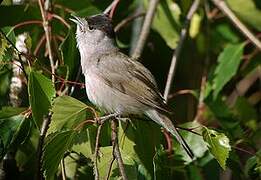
95,113,120,124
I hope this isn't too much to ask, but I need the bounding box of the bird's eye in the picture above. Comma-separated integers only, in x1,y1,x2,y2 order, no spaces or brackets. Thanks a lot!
88,26,94,31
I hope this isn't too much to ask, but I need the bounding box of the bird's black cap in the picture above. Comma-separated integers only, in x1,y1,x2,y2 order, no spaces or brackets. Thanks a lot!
86,14,115,39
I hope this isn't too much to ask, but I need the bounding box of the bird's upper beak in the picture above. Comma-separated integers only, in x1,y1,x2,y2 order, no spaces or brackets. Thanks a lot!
69,15,86,27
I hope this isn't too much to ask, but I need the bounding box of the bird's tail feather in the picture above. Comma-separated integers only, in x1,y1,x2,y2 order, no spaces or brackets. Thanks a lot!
145,109,194,159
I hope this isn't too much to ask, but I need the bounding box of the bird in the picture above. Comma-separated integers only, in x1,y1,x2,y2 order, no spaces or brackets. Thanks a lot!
70,14,194,159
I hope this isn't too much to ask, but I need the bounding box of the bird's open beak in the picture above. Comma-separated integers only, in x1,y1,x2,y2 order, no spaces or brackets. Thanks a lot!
69,15,85,27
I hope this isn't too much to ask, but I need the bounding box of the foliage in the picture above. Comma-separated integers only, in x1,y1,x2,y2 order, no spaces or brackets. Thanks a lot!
0,0,260,180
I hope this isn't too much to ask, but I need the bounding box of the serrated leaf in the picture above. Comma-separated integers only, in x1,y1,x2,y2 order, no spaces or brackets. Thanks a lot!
43,130,77,180
144,0,181,49
0,107,26,160
213,43,244,98
97,146,138,179
28,71,55,129
202,127,231,170
48,96,93,134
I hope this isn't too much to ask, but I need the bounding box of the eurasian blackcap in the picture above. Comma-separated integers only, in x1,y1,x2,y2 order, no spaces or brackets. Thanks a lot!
71,14,194,158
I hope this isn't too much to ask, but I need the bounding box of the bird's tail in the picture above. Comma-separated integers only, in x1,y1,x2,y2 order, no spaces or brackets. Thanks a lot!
145,109,194,159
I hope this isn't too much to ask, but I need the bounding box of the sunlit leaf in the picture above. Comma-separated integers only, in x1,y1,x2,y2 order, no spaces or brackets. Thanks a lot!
48,96,94,134
28,71,55,129
226,0,261,31
97,146,138,179
202,127,231,170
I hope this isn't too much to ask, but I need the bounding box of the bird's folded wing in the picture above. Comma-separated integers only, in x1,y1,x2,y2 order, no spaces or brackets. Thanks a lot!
95,51,170,113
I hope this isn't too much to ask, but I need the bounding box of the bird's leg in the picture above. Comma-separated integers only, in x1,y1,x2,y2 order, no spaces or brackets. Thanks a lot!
95,113,120,124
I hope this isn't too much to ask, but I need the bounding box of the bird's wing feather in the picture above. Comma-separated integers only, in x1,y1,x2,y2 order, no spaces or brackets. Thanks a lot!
95,51,170,113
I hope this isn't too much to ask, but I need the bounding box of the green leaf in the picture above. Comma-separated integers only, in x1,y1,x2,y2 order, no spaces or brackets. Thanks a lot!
144,0,181,49
59,28,79,77
118,120,162,179
244,150,261,179
43,130,77,180
48,96,93,134
97,146,138,180
213,43,244,98
0,107,26,160
226,0,261,31
202,127,231,170
0,33,8,63
28,71,55,129
172,121,209,163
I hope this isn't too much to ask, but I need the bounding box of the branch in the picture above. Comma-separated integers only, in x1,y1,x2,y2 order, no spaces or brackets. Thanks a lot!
131,0,159,59
36,114,52,180
94,124,104,180
211,0,261,51
37,0,55,83
226,66,261,107
0,29,28,81
114,12,145,32
104,0,121,15
163,0,200,101
111,119,128,180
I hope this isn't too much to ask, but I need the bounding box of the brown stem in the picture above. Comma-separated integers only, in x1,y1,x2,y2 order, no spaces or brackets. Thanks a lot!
38,0,55,83
34,34,46,55
51,13,70,28
131,0,159,59
12,20,42,30
36,114,52,180
114,12,145,32
111,119,128,180
94,124,104,180
163,0,200,101
212,0,261,50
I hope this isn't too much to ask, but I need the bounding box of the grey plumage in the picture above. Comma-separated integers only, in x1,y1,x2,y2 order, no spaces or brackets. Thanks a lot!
71,14,194,159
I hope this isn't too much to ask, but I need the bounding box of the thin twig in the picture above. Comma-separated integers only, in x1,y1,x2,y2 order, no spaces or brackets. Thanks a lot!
114,12,145,32
212,0,261,51
104,0,121,15
226,66,261,107
109,0,121,18
12,20,42,30
163,0,200,101
111,119,128,180
60,158,66,180
38,0,55,83
105,156,116,180
36,114,52,180
51,13,70,28
34,34,46,55
94,124,104,180
131,0,159,59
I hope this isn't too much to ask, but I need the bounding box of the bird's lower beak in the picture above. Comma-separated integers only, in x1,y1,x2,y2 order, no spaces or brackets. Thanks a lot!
69,15,85,26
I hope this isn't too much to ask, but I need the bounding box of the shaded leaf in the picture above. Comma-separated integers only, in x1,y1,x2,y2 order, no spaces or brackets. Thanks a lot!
213,43,244,98
28,71,55,129
48,96,93,134
118,120,162,179
43,130,77,180
59,28,79,77
0,107,26,160
227,0,261,31
202,127,231,170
